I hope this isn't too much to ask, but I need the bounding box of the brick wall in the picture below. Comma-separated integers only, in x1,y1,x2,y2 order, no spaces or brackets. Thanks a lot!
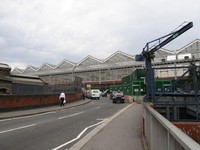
173,122,200,144
0,92,82,110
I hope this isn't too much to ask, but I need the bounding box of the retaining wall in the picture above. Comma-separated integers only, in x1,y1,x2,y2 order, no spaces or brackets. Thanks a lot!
0,92,82,110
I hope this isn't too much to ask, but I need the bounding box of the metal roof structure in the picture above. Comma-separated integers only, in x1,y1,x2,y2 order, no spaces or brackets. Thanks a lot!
11,39,200,86
12,50,136,74
10,74,45,85
0,63,11,76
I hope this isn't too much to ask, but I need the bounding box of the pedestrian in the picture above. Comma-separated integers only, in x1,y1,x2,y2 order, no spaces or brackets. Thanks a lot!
82,92,85,100
59,92,66,106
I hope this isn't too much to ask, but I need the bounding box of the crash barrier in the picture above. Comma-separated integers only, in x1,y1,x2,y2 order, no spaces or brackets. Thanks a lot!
0,92,82,111
143,103,200,150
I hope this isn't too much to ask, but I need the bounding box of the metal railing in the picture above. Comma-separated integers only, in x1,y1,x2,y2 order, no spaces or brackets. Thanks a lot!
143,103,200,150
11,83,82,95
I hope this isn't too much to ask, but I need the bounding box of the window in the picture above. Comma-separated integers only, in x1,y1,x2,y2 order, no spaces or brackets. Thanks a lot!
184,56,189,60
161,58,166,62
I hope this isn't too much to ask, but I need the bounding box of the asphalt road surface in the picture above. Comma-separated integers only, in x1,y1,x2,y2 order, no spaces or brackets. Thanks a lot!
0,97,129,150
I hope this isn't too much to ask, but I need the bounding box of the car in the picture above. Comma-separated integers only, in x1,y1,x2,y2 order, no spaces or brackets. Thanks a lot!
87,89,101,99
112,91,125,103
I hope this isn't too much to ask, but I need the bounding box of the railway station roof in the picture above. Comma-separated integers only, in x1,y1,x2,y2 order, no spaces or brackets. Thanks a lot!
11,39,200,76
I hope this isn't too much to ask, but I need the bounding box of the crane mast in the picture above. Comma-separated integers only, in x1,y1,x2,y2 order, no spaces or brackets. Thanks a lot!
136,22,193,102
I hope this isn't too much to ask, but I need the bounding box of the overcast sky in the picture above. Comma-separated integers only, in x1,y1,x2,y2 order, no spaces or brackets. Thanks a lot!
0,0,199,69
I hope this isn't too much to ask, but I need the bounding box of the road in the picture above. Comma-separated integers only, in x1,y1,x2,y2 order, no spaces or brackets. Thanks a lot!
0,97,129,150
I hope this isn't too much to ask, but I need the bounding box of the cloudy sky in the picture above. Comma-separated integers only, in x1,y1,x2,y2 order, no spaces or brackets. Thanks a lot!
0,0,199,69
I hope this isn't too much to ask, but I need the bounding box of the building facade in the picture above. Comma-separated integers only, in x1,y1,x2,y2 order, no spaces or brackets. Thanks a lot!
0,63,12,94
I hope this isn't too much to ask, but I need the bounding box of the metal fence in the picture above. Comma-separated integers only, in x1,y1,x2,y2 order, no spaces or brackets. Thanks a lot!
11,77,83,95
153,65,200,121
11,83,82,95
143,103,200,150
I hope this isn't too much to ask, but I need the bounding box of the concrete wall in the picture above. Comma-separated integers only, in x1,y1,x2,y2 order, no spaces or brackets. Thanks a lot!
0,92,82,110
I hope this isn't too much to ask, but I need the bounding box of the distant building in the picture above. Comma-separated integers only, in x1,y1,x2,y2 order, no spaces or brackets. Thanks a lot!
0,63,12,94
0,63,46,95
11,39,200,89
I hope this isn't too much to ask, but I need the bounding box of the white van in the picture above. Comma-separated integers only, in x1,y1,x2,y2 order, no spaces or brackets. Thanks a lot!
88,89,101,99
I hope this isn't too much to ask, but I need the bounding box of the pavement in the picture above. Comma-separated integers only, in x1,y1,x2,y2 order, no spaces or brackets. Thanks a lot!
71,102,144,150
0,99,92,120
0,99,145,150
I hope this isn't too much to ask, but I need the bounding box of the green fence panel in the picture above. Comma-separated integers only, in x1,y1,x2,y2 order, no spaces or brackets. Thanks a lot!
111,69,173,96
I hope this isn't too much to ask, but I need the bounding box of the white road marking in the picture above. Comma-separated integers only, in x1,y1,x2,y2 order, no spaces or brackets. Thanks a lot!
92,106,101,110
0,124,36,134
52,120,104,150
96,118,108,121
0,111,56,122
58,111,85,120
70,103,134,150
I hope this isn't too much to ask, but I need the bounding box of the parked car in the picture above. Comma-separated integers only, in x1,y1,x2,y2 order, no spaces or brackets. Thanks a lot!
112,91,125,103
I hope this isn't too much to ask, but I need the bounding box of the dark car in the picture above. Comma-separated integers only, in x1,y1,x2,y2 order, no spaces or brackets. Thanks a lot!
112,91,125,103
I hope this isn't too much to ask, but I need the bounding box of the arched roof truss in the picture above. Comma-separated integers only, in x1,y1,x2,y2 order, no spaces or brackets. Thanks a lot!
78,55,102,66
11,68,24,74
38,63,55,71
56,59,75,69
177,39,200,55
103,51,134,63
23,65,37,73
154,48,174,58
